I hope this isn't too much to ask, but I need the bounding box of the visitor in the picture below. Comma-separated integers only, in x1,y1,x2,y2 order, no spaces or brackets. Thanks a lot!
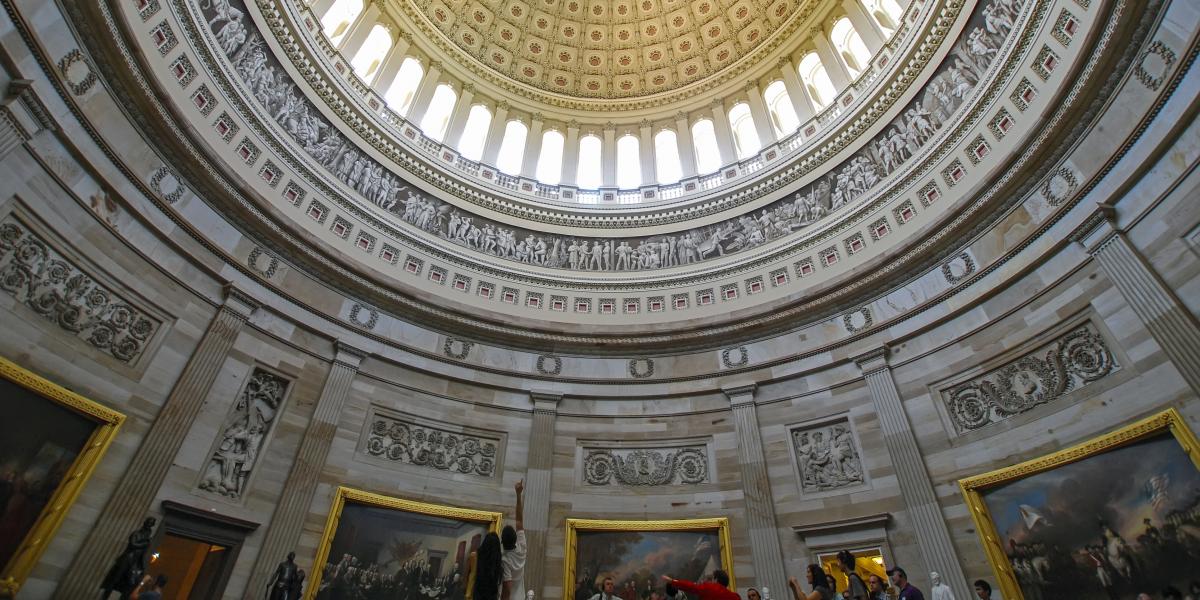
473,532,505,600
588,577,619,600
747,588,762,600
661,570,740,600
867,575,891,600
838,551,868,600
972,580,996,600
887,568,924,600
136,575,167,600
1187,582,1200,600
501,480,527,600
1137,594,1153,600
788,565,835,600
1163,587,1184,600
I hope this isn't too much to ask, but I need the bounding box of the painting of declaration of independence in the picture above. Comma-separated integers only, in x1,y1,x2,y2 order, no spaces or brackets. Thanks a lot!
565,518,733,600
966,410,1200,600
0,375,97,571
312,487,501,600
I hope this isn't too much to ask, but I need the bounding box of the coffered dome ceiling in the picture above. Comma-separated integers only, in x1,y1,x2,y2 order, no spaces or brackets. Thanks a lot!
411,0,799,98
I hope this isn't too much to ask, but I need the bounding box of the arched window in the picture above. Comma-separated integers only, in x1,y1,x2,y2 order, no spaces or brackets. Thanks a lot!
576,135,602,188
691,119,721,174
728,103,760,159
831,18,872,77
799,52,837,109
419,84,457,141
616,135,641,189
350,25,393,79
320,0,363,44
383,58,423,115
496,120,528,175
457,105,492,161
764,81,800,136
864,0,903,33
536,130,565,185
654,130,683,184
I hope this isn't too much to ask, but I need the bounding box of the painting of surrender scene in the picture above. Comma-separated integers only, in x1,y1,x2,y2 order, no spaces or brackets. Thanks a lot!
565,518,734,600
967,411,1200,600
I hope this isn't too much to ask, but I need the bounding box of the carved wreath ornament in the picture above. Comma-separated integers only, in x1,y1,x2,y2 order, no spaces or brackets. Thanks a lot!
943,325,1117,432
366,418,497,477
583,448,708,486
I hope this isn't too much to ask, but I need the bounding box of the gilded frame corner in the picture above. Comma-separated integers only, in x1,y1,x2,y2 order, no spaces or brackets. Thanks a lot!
0,356,125,597
305,486,504,600
563,516,736,598
957,408,1200,600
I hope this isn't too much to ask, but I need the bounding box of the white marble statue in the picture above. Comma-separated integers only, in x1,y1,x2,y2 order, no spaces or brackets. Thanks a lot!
930,572,956,600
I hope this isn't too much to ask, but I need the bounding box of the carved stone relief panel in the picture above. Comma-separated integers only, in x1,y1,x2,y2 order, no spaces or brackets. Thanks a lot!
198,368,290,500
360,407,503,478
0,214,161,364
789,416,869,496
940,322,1119,434
581,445,709,486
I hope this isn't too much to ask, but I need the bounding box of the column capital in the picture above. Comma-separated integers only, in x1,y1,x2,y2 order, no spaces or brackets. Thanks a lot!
221,283,259,319
1071,202,1119,253
853,346,890,375
777,56,795,69
710,98,725,110
461,82,475,95
675,111,688,122
530,390,563,414
603,121,616,131
639,118,653,129
427,60,443,71
744,80,760,93
495,100,509,112
530,112,545,124
567,119,580,130
721,382,757,405
333,341,370,369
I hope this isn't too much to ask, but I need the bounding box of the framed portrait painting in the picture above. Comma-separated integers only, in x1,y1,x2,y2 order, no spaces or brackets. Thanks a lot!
959,408,1200,600
0,356,124,597
564,517,735,600
308,486,503,600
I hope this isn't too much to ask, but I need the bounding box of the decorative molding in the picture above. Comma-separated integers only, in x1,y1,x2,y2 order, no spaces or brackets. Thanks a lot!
57,49,97,96
941,252,976,284
0,215,161,364
628,358,654,378
789,416,868,495
362,408,501,478
582,446,709,486
842,306,873,333
198,368,290,500
940,322,1119,433
535,354,562,375
149,166,186,203
1133,40,1175,90
721,346,748,368
348,303,378,329
442,336,473,359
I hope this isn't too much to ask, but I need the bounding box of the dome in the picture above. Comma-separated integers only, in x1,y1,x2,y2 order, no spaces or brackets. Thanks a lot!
3,0,1199,596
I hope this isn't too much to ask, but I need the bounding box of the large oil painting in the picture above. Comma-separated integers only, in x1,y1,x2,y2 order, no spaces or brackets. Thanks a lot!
960,409,1200,600
309,487,502,600
564,518,734,600
0,356,123,597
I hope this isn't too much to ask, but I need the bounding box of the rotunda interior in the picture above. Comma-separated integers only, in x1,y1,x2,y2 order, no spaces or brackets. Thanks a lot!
0,0,1198,597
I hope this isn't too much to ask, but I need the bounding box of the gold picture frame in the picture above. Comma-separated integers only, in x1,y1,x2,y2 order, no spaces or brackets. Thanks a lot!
958,408,1200,600
0,356,125,597
306,486,504,600
563,517,735,599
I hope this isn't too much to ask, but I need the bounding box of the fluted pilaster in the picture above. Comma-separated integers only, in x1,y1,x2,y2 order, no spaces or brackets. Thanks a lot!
1074,204,1200,394
523,391,561,598
723,384,786,595
56,285,259,598
855,349,970,600
242,342,368,598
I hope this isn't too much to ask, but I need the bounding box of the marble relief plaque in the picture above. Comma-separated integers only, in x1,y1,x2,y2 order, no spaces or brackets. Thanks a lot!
581,445,709,486
360,407,502,478
790,417,868,495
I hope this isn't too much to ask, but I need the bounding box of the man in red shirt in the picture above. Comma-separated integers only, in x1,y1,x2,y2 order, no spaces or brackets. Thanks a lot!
661,571,741,600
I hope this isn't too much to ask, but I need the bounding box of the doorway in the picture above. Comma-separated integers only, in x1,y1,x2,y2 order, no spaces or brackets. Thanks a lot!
149,533,230,599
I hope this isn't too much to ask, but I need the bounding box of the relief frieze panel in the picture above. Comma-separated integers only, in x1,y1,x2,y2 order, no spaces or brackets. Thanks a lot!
940,322,1119,433
199,368,289,500
790,417,868,495
198,0,1026,272
0,215,161,364
581,445,709,486
361,408,502,478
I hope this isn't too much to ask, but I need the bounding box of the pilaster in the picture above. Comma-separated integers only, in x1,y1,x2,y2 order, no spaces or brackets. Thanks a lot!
524,390,562,598
722,384,786,595
1073,204,1200,394
243,342,368,598
854,348,970,600
56,285,259,598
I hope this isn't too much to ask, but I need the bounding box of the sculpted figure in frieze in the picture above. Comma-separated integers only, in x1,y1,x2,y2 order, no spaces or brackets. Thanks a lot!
199,369,289,499
199,0,1021,272
792,421,865,493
